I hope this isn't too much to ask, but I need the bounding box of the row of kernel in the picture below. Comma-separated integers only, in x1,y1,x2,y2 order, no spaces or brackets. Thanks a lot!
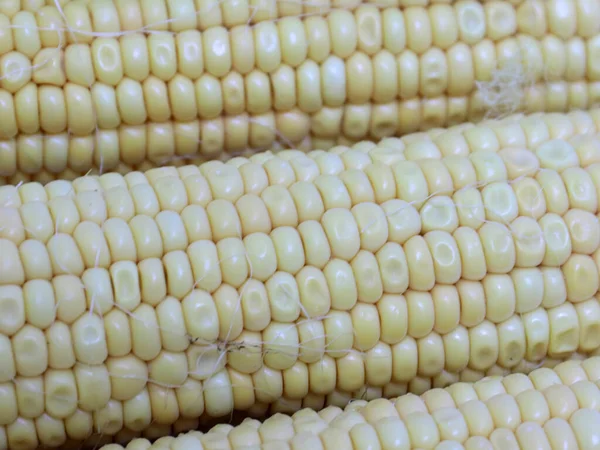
339,388,598,450
315,385,595,449
0,221,491,319
6,32,600,110
404,111,600,163
0,110,311,170
0,374,237,448
322,106,600,158
0,211,595,327
201,302,600,376
1,4,480,76
0,0,68,18
238,91,600,152
0,130,596,212
96,357,600,444
0,227,595,356
1,103,598,193
1,73,498,139
0,1,554,67
0,0,401,35
97,358,600,450
5,356,600,449
1,298,597,414
407,145,600,217
0,222,585,335
182,145,599,219
0,95,481,177
6,0,600,41
0,189,564,283
24,32,600,91
1,78,596,147
0,222,588,330
1,122,598,212
2,83,599,185
0,151,593,264
7,6,600,95
408,151,600,217
5,0,600,61
0,408,213,450
0,321,590,436
0,235,589,334
5,44,500,112
297,144,600,218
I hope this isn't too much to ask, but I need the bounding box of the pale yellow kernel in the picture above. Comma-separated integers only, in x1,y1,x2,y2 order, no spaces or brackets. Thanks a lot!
0,52,32,94
425,230,462,285
296,266,331,319
548,302,580,357
328,9,358,59
564,209,600,256
420,48,448,98
355,5,382,55
455,1,486,45
0,14,13,55
261,322,299,371
536,139,580,172
479,222,516,274
539,213,572,267
485,1,517,41
304,16,331,63
481,182,519,224
12,11,41,58
120,35,150,82
483,274,516,324
278,17,308,68
563,254,599,303
498,148,540,180
202,26,232,78
468,320,499,372
404,235,435,292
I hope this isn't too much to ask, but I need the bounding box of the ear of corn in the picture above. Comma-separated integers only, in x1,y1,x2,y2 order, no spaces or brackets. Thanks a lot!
95,357,600,449
2,0,600,181
1,109,600,448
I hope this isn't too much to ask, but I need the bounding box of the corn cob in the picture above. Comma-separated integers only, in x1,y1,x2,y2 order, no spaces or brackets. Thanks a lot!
2,1,600,180
87,357,600,450
2,109,600,448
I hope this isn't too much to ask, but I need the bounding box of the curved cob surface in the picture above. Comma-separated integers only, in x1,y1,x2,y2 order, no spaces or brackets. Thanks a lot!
2,109,600,448
90,357,600,449
2,0,600,180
